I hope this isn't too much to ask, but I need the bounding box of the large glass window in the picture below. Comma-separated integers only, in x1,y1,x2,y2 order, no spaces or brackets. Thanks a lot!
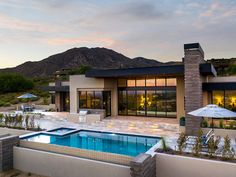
118,79,126,87
166,90,177,117
156,90,166,117
79,91,87,108
127,79,136,87
117,77,177,118
127,90,136,115
136,79,145,87
94,91,103,109
87,91,94,109
166,78,176,86
146,78,155,87
137,91,146,116
78,91,111,116
224,91,236,111
118,90,127,115
156,78,166,86
212,91,224,107
146,90,156,116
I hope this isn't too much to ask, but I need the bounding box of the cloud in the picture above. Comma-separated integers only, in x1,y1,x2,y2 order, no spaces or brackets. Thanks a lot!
0,12,65,33
45,35,114,47
193,1,236,29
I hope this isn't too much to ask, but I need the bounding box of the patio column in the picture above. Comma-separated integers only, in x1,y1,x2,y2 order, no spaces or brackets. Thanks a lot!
184,43,205,135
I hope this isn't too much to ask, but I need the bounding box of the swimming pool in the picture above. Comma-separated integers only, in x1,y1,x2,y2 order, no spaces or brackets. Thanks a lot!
22,130,160,157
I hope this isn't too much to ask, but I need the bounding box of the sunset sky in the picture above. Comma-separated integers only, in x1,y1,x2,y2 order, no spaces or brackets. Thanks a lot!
0,0,236,68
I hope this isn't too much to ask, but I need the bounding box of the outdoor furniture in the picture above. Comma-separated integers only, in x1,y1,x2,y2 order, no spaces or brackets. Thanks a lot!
188,104,236,132
79,110,88,123
186,133,214,147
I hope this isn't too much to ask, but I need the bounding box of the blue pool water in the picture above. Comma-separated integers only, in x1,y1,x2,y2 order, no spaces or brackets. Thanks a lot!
22,130,160,156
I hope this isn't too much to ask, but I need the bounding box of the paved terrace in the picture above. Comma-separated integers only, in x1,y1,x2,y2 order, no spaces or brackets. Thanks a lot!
37,112,179,137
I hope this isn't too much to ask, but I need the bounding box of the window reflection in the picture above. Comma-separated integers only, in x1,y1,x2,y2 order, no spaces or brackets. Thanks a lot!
79,91,87,108
136,79,145,87
146,78,155,87
166,78,176,86
156,78,166,86
118,79,127,87
212,91,224,107
225,91,236,111
127,79,136,87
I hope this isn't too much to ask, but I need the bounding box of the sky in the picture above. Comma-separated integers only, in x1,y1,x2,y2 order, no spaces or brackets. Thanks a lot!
0,0,236,68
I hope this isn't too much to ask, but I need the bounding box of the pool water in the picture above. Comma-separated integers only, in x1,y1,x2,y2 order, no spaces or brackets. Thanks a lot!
22,130,160,156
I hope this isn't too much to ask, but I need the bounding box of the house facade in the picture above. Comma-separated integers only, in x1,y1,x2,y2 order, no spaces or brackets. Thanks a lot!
46,43,236,134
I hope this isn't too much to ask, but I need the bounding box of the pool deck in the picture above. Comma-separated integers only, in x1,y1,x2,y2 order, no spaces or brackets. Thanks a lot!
36,112,179,137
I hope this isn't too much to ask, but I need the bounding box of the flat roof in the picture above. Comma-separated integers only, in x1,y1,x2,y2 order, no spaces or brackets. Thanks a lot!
85,63,216,78
203,82,236,91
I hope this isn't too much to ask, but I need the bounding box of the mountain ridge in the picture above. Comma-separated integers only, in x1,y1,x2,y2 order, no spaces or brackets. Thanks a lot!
0,47,172,77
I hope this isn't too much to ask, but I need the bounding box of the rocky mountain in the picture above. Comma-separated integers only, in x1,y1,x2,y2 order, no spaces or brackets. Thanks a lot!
0,47,171,77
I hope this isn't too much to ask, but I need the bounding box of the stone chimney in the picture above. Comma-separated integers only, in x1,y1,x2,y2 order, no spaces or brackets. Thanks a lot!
184,43,205,135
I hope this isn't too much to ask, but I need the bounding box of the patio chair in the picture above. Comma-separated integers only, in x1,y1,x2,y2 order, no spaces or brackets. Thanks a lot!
186,133,215,147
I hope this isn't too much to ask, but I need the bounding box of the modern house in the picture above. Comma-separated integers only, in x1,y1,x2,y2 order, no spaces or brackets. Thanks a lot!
46,43,236,135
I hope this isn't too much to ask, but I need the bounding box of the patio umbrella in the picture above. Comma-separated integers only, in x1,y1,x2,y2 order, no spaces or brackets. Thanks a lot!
188,104,236,131
17,93,37,99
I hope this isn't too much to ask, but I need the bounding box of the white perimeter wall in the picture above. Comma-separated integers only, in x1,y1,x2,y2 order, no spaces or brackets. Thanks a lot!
14,147,131,177
156,153,236,177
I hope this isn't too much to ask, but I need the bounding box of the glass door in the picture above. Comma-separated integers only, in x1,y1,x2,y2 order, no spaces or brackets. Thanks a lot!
137,90,146,116
146,90,156,116
103,91,111,117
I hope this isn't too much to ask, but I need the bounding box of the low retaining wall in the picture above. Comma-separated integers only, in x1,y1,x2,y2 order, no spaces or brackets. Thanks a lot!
130,153,156,177
20,140,132,166
14,147,131,177
0,135,19,172
156,153,236,177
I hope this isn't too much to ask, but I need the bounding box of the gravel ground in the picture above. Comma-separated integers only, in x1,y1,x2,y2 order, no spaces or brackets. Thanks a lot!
0,170,47,177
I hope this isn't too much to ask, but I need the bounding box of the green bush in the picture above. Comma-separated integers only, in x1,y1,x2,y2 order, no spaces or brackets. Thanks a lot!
0,73,34,93
201,119,209,128
219,119,224,129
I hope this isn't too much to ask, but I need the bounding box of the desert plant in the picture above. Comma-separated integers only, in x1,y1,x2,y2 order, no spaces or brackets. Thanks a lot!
192,130,203,157
29,115,35,128
25,115,29,129
201,119,209,128
0,113,3,124
219,119,224,129
222,135,235,160
177,132,186,154
207,136,220,158
161,138,168,152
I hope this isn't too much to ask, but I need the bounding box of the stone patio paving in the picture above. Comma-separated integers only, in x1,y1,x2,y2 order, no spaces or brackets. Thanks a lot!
35,112,179,137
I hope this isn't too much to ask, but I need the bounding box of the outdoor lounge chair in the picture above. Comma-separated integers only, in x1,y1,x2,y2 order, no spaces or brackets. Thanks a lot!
186,133,215,147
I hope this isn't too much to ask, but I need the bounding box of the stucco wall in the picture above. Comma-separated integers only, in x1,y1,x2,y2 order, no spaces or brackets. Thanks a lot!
176,77,185,119
69,75,118,116
69,75,105,113
14,147,131,177
105,78,118,116
156,153,236,177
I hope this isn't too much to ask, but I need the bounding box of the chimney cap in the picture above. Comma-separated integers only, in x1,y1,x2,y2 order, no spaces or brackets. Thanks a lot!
184,43,204,56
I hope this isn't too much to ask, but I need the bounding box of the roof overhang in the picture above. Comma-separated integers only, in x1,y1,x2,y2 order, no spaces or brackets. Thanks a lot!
85,65,184,78
85,63,216,78
40,86,69,92
200,63,217,76
203,82,236,91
